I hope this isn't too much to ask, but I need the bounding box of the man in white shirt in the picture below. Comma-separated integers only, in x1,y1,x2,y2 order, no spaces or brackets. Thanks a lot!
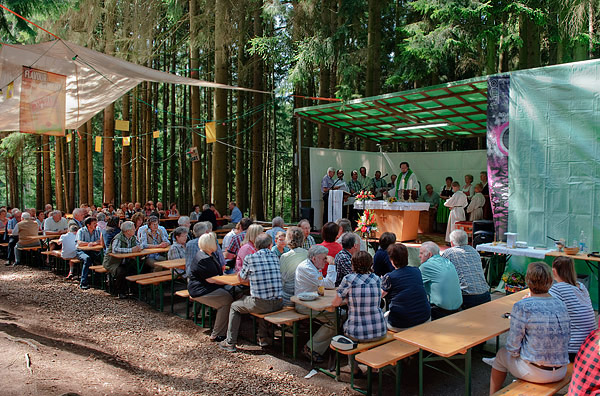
59,225,79,279
295,245,336,363
44,211,68,236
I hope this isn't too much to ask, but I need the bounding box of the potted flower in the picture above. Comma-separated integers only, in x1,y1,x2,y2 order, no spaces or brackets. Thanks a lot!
387,196,397,203
355,210,378,238
355,190,375,202
503,271,527,294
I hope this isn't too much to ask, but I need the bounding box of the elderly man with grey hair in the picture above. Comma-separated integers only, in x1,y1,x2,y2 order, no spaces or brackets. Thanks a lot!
185,221,209,273
220,233,283,352
280,226,308,306
198,204,218,230
266,216,285,241
295,244,337,363
201,221,227,270
68,207,86,229
44,210,68,236
335,218,366,251
12,212,41,266
442,229,490,309
419,241,462,319
334,232,361,286
321,166,339,225
103,221,141,299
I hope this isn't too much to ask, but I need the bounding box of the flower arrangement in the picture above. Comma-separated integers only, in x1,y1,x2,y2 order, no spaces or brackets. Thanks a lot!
355,190,375,202
355,210,377,237
387,196,397,203
503,271,527,294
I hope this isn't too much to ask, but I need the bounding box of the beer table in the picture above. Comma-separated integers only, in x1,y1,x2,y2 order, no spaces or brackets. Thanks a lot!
109,247,170,274
155,258,186,313
394,289,529,396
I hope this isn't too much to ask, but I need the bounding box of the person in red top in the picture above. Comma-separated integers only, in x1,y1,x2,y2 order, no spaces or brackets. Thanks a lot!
318,222,342,274
569,329,600,396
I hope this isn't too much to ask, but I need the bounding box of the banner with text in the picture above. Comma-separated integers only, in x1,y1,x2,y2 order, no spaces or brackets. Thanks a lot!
19,67,66,136
486,75,510,240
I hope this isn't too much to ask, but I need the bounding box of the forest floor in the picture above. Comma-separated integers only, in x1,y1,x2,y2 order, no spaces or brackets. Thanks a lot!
0,257,569,396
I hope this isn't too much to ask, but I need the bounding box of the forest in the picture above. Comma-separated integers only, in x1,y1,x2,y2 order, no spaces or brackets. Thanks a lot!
0,0,596,221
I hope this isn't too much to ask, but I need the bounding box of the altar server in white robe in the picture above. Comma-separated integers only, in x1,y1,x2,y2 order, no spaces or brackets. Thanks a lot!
444,182,467,242
466,183,485,221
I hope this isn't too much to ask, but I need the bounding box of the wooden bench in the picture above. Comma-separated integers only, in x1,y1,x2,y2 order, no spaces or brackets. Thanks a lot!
493,363,573,396
89,265,110,291
355,340,420,396
17,246,42,266
249,307,294,344
125,270,171,282
264,309,309,359
330,332,395,384
136,274,173,311
174,289,192,319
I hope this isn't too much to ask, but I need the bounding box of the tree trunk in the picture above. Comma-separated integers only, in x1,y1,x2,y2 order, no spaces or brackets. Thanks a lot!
35,136,43,209
68,133,76,211
213,0,229,214
131,86,138,203
86,120,94,206
169,54,177,205
55,138,65,212
250,7,265,220
145,81,152,201
78,124,88,206
190,0,203,206
518,13,540,69
8,155,18,208
121,92,130,203
43,135,52,207
103,103,115,204
364,0,384,151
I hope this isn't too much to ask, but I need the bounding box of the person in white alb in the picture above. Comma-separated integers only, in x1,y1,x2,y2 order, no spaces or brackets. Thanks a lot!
444,182,467,242
466,183,485,221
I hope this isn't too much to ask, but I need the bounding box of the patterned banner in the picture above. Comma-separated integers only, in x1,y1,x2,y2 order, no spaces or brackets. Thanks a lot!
486,76,510,240
19,67,66,136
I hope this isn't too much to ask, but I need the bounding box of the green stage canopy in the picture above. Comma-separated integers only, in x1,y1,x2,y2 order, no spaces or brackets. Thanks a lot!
294,76,489,142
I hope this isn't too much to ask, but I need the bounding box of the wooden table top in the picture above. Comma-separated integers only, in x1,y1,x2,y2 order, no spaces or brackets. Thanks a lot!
394,289,529,357
109,247,169,259
291,289,337,312
155,258,185,270
78,244,104,251
208,273,247,286
546,250,600,263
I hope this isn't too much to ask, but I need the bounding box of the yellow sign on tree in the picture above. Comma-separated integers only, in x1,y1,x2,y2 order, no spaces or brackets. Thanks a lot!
115,120,130,131
205,121,216,143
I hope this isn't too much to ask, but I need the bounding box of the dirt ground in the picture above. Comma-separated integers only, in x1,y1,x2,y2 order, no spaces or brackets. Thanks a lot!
0,259,570,396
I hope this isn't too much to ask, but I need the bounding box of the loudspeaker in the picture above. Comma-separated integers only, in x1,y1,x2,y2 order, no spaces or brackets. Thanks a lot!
300,207,314,230
473,230,494,249
473,220,494,234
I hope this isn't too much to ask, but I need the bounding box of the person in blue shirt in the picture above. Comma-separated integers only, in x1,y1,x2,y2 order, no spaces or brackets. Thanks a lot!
487,261,570,394
382,243,431,331
373,232,396,276
224,202,242,225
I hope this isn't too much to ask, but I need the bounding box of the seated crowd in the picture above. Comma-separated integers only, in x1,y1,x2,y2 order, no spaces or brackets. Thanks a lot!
1,202,597,393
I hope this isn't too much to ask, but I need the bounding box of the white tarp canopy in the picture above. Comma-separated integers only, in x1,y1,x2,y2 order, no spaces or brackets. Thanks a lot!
0,39,265,131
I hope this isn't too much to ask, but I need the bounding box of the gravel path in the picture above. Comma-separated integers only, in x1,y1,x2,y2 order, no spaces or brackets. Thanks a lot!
0,261,354,396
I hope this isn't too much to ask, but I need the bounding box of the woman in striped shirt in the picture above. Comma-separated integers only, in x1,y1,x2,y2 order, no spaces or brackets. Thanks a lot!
549,256,597,362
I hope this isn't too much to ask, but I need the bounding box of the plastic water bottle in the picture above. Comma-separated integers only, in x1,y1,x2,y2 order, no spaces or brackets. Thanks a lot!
579,230,588,253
